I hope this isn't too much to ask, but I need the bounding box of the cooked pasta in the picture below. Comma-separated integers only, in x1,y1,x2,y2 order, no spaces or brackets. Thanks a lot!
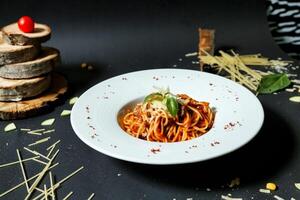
120,92,215,142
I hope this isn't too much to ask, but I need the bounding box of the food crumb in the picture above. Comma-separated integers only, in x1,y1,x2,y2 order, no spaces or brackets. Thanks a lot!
221,195,242,200
6,143,8,146
117,173,122,177
81,63,88,68
87,65,94,71
206,188,211,192
186,198,193,200
259,188,270,193
150,148,160,154
273,195,284,200
266,182,277,191
228,177,240,188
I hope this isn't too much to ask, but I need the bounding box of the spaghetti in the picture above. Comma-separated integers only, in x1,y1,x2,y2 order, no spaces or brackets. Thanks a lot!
121,92,215,142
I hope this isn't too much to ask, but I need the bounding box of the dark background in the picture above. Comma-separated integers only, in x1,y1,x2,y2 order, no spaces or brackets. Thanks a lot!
0,0,300,199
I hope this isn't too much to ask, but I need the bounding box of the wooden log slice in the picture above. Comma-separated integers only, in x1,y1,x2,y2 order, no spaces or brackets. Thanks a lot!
0,47,60,79
0,73,67,120
0,74,51,101
2,23,51,46
0,32,40,65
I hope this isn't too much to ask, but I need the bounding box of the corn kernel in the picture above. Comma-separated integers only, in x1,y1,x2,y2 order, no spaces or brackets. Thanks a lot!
266,183,277,191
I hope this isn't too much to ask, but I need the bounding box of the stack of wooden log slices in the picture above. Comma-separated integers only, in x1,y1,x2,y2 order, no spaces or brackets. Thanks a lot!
0,22,67,120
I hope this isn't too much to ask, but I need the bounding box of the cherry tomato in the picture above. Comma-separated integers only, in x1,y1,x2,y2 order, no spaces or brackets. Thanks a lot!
18,16,35,33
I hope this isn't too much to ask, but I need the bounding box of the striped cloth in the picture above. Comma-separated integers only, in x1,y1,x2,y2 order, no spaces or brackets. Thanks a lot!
267,0,300,59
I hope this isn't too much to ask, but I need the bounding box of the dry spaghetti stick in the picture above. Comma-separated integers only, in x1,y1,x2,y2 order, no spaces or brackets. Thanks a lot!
28,129,45,133
87,193,95,200
16,149,29,192
0,156,39,168
44,184,48,200
43,129,55,134
20,128,31,131
26,131,42,136
47,140,61,158
62,191,73,200
25,150,59,200
28,137,51,147
35,166,84,200
49,171,55,200
47,140,61,151
0,163,59,198
24,147,50,161
47,146,55,158
33,158,48,165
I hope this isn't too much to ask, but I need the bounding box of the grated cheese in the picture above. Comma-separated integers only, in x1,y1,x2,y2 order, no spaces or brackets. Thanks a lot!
61,110,71,116
69,97,78,105
41,118,55,126
289,96,300,103
4,123,16,132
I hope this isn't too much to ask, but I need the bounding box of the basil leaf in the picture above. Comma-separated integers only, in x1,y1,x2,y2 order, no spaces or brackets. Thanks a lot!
144,93,163,103
257,73,291,94
166,96,179,117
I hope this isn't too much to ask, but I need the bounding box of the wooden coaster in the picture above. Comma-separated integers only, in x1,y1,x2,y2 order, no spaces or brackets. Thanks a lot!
2,23,51,46
0,47,60,79
0,32,40,65
0,73,67,120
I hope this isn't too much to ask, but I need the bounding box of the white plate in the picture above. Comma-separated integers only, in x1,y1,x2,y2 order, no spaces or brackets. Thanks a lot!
71,69,264,165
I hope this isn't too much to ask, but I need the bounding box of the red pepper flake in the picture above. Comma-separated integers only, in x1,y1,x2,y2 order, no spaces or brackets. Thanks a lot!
85,106,90,113
189,145,198,149
87,116,91,120
172,76,175,79
211,141,220,147
107,84,111,87
152,76,159,80
122,77,127,80
150,148,160,154
103,96,109,99
185,151,189,153
224,121,241,131
88,123,96,130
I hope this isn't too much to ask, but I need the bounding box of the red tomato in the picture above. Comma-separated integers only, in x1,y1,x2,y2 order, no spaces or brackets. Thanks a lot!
18,16,35,33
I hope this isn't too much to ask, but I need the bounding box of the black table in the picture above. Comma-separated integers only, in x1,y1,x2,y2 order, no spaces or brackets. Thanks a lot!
1,0,299,199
